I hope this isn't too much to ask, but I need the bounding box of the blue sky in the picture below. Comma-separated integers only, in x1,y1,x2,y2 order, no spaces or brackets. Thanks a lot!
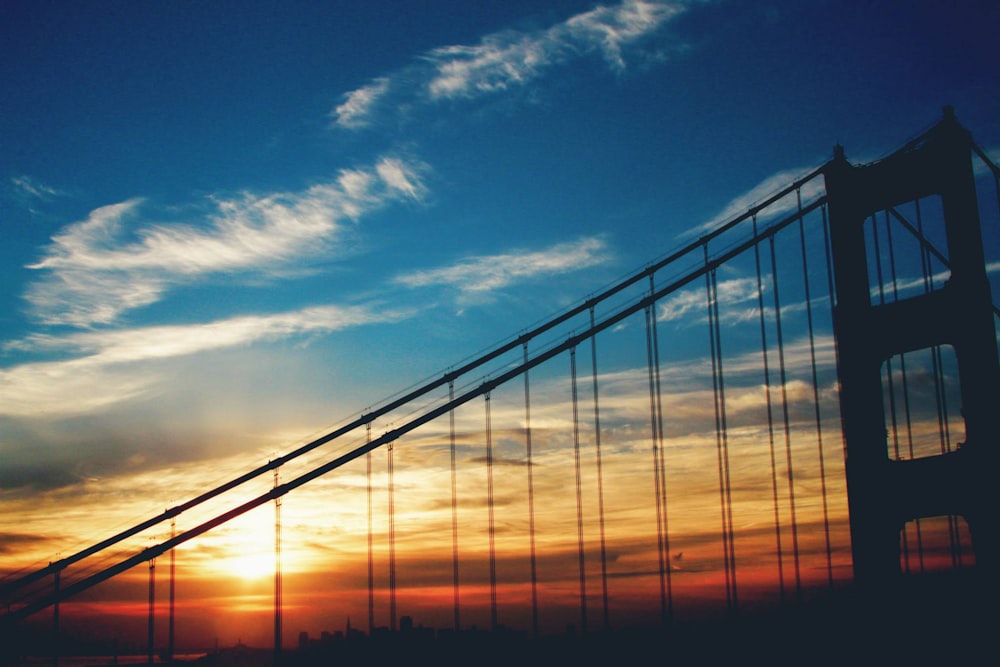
1,0,997,545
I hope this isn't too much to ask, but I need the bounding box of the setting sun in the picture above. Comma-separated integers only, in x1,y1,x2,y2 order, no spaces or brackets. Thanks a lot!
226,552,275,581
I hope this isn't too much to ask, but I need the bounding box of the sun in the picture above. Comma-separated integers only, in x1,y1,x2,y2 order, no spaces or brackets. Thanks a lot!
226,552,275,580
202,507,285,581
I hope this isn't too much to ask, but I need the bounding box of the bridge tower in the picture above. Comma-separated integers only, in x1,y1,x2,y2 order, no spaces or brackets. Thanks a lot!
824,107,999,592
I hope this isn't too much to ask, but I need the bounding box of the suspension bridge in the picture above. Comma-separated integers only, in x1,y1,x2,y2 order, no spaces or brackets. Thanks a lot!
2,108,998,665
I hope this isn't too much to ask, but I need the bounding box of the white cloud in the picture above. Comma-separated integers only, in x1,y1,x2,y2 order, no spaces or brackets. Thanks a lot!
332,77,389,129
25,157,427,327
564,0,684,72
0,303,413,418
0,357,155,418
684,167,824,240
426,35,551,100
393,236,610,293
657,276,760,323
375,157,425,200
427,0,681,100
333,0,686,127
11,175,63,200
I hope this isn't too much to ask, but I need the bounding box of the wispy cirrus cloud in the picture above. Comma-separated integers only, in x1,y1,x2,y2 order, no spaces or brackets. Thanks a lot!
393,236,610,294
683,166,824,240
332,77,390,129
25,156,427,328
1,303,413,418
656,272,837,331
11,175,64,200
332,0,688,128
657,275,761,323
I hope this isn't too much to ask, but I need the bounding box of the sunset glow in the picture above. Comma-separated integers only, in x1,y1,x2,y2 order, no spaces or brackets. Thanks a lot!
1,0,997,659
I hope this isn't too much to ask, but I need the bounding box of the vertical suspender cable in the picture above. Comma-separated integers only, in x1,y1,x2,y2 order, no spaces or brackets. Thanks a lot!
273,469,282,664
52,569,60,667
885,210,924,572
798,193,834,589
645,304,669,624
770,235,803,602
147,558,155,665
706,248,737,611
570,347,588,634
168,518,175,663
523,344,540,639
649,275,673,622
589,308,611,632
366,423,375,635
754,216,786,603
714,266,738,610
706,260,731,608
718,264,739,608
485,393,498,632
52,570,62,667
449,382,461,632
388,442,396,632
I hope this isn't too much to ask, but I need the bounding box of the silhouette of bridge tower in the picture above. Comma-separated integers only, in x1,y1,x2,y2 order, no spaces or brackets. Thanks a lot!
824,107,999,590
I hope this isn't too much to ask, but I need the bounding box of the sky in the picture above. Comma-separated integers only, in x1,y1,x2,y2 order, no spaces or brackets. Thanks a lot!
1,0,998,651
